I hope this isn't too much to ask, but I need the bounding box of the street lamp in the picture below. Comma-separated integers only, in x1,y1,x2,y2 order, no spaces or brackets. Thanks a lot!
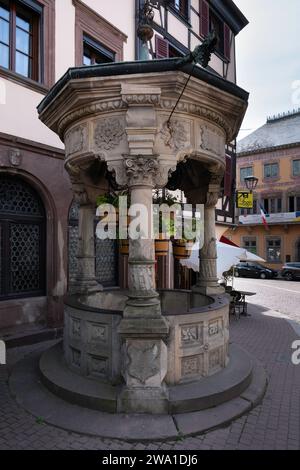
244,176,258,193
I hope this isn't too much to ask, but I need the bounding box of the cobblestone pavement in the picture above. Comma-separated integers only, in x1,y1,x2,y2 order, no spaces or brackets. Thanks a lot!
1,287,300,449
233,277,300,324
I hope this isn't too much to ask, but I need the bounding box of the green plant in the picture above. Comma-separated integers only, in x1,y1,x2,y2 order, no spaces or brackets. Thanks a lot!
180,216,203,243
96,193,118,208
96,190,130,209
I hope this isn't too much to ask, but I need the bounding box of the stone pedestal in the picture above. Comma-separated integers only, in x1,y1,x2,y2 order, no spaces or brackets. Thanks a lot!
193,177,224,296
118,158,169,413
71,186,102,294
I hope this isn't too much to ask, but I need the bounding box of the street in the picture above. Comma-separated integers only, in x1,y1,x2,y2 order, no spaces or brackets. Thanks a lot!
233,277,300,324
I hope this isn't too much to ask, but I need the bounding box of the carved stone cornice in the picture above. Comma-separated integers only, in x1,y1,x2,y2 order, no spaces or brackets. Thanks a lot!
121,84,161,107
160,99,231,141
58,99,126,139
122,94,161,106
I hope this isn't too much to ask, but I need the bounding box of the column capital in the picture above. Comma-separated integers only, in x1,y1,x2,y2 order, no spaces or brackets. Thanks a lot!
206,171,223,208
125,156,159,187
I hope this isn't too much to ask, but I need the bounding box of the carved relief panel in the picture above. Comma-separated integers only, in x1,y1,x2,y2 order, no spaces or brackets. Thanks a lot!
65,124,88,157
155,115,192,156
92,116,127,159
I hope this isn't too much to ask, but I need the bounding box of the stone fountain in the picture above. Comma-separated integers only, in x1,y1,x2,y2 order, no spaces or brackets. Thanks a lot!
19,58,267,435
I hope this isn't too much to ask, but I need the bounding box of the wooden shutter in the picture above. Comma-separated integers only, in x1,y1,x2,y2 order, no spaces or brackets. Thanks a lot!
155,35,169,59
199,0,209,37
224,24,231,60
224,154,232,197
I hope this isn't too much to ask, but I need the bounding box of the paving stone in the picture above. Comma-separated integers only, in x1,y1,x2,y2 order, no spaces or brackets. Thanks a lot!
0,299,300,450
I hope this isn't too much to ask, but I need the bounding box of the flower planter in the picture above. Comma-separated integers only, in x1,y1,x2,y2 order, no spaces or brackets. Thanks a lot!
155,236,169,257
119,239,129,256
173,240,193,259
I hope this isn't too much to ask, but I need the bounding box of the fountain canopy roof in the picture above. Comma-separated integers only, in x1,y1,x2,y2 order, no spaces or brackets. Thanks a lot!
38,58,248,115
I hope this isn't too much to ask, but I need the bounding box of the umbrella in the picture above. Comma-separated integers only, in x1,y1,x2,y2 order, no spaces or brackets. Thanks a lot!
239,251,266,263
180,241,265,278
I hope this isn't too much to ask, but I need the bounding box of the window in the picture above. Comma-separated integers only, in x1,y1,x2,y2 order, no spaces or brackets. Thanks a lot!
169,0,189,19
0,0,41,80
292,159,300,177
266,238,281,263
199,0,231,60
264,163,279,179
0,175,46,300
243,238,257,255
209,10,224,56
74,0,125,67
263,198,282,214
240,166,253,182
289,195,300,212
83,35,115,66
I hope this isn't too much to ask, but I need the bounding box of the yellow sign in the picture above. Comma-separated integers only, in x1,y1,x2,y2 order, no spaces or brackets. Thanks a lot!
236,191,253,209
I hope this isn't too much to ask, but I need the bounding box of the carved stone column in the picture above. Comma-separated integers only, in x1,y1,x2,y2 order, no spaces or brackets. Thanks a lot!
70,179,102,295
114,85,169,414
194,175,224,295
116,156,169,414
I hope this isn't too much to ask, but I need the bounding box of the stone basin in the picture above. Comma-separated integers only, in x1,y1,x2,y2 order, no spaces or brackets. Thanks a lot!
63,289,229,387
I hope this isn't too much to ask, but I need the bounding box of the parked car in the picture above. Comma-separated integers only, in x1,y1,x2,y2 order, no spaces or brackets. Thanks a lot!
234,262,278,279
281,263,300,281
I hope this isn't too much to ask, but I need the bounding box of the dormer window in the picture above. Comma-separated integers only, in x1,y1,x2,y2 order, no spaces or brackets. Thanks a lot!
83,35,115,66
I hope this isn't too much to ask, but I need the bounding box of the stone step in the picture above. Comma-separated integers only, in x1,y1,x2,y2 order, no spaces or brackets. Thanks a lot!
9,344,267,441
39,343,119,413
0,325,63,349
39,342,253,415
169,344,253,413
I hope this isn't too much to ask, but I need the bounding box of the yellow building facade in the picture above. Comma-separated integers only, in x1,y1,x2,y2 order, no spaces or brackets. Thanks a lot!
225,111,300,269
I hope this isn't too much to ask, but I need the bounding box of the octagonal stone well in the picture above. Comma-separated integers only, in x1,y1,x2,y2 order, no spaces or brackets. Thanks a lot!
37,59,251,415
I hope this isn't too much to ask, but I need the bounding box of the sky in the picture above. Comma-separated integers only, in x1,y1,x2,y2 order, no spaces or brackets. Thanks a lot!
234,0,300,140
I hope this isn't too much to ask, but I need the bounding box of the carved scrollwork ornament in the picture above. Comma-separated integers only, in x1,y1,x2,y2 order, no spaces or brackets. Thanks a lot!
160,120,188,150
206,190,220,208
125,156,159,187
65,161,81,185
94,118,125,151
72,184,90,205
